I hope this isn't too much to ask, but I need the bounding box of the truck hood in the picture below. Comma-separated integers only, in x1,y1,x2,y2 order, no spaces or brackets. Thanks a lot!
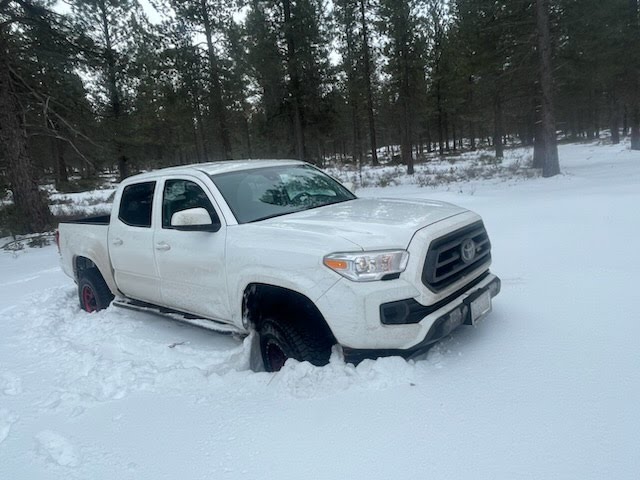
262,198,467,250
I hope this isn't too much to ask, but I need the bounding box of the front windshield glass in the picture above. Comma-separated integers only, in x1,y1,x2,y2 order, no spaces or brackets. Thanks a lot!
210,164,356,223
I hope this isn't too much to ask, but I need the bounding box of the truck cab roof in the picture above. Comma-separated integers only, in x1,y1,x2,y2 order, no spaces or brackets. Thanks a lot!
125,159,305,183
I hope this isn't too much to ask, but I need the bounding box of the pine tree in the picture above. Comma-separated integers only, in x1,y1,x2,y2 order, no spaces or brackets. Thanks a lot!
378,0,423,174
0,1,75,233
536,0,560,177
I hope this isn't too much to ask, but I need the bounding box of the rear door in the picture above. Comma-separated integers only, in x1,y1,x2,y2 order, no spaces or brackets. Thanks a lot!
153,176,231,321
108,180,162,303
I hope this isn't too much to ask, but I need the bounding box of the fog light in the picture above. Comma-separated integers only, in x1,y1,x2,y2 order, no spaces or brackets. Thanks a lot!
380,301,411,325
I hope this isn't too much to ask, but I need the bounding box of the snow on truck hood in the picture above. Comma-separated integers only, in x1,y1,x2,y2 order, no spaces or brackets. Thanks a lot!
262,197,467,250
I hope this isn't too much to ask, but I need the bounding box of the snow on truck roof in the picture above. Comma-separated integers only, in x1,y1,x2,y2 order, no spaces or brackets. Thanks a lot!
198,159,304,175
127,159,305,182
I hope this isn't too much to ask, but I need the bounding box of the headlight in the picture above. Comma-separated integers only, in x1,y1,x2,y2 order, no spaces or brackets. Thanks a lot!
323,250,409,281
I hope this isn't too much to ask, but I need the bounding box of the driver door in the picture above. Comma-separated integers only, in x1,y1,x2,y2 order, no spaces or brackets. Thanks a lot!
153,177,231,322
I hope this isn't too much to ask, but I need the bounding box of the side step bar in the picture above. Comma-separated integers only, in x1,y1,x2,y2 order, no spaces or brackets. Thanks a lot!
112,297,246,336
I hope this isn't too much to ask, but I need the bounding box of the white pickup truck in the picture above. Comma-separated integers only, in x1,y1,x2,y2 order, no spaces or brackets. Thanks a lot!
57,160,500,371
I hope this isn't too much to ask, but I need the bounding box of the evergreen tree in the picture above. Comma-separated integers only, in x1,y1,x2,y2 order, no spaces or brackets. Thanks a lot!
0,0,74,233
378,0,424,174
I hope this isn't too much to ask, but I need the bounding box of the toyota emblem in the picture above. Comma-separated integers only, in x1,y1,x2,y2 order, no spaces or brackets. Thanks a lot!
460,238,476,263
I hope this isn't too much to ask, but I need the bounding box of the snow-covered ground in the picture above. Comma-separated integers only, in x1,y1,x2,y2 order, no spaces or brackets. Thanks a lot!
1,141,639,479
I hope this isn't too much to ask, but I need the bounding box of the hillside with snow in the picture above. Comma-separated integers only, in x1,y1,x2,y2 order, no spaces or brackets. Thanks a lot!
1,141,639,479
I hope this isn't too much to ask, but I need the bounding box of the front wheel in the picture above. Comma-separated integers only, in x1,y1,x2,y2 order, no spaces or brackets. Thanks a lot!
78,269,114,312
259,317,333,372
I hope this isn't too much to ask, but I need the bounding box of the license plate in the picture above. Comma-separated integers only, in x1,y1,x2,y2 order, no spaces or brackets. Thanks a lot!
470,291,492,325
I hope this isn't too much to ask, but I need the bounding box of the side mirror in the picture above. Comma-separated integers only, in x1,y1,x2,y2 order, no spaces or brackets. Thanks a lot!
171,207,220,232
343,181,356,194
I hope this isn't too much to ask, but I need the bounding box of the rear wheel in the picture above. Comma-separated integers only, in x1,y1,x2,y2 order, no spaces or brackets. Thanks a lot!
78,269,114,312
259,316,333,372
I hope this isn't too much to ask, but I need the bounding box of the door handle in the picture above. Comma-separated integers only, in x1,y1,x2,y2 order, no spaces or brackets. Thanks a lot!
155,242,171,251
112,238,123,246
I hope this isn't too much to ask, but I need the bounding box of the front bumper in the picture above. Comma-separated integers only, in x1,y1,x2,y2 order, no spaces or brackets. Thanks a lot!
342,274,501,364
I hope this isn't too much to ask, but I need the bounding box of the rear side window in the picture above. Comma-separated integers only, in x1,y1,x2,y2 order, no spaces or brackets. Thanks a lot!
118,182,156,227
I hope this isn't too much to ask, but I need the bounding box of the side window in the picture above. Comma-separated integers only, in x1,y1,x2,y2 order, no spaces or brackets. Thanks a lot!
118,181,155,228
162,179,220,228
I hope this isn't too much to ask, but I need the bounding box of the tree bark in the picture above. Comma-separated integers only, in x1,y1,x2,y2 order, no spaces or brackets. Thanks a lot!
283,0,306,161
0,36,52,233
345,3,361,164
437,81,444,155
452,120,457,152
493,92,504,159
400,42,413,174
97,0,129,181
631,105,640,149
201,0,233,160
359,0,378,166
469,121,476,150
533,119,544,168
536,0,560,176
54,138,69,187
629,0,640,149
609,91,620,144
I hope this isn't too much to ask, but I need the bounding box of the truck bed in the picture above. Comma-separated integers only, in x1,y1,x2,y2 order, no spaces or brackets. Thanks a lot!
59,214,111,225
57,219,115,292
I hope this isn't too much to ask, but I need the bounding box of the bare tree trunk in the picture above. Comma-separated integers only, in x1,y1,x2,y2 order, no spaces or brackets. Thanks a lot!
0,38,52,233
400,50,413,174
469,122,476,150
452,120,457,152
533,119,544,168
631,106,640,149
54,138,69,187
283,0,306,161
200,0,232,160
609,91,620,144
243,111,253,159
493,92,504,159
345,5,361,164
190,119,202,163
191,92,208,162
437,81,444,155
536,0,560,176
97,0,129,181
444,113,450,152
630,0,640,149
359,0,378,166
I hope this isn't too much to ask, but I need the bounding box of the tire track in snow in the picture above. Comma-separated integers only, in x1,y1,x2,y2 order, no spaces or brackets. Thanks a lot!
0,267,60,287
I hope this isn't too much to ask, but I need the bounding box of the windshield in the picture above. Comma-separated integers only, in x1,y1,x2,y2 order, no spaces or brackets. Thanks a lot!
210,164,356,223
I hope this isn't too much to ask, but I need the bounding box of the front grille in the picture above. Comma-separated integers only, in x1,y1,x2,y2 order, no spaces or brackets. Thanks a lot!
422,221,491,291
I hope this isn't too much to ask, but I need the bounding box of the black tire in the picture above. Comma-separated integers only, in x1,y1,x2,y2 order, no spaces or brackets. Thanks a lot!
78,269,114,312
259,316,333,372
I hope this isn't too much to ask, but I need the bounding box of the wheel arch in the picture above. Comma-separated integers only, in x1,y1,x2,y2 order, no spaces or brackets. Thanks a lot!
74,255,116,295
242,283,336,342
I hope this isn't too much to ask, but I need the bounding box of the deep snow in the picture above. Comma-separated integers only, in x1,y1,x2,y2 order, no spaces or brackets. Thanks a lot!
1,140,639,479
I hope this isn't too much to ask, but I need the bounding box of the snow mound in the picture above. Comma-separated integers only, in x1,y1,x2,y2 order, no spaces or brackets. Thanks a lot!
0,371,22,396
5,282,458,416
35,430,80,467
13,287,260,413
0,409,18,444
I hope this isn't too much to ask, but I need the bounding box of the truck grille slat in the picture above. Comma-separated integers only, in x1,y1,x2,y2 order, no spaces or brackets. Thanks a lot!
436,251,461,268
422,221,492,292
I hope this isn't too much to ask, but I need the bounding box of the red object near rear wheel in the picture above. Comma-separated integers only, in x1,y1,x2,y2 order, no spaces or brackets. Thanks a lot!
81,285,98,312
78,269,114,313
